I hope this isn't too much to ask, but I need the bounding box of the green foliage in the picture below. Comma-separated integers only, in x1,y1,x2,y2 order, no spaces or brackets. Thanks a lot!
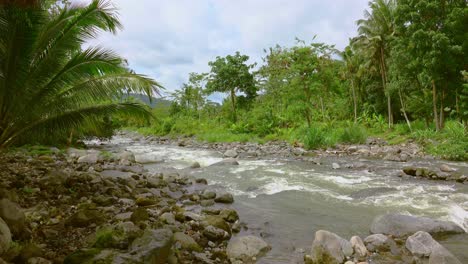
0,0,160,147
340,123,367,144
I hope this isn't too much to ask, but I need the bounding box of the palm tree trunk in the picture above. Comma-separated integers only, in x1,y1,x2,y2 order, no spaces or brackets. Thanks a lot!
380,47,392,128
432,80,440,131
439,88,445,129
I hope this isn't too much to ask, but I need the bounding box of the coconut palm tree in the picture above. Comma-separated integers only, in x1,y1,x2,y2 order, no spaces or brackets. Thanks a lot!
0,0,161,147
356,0,396,127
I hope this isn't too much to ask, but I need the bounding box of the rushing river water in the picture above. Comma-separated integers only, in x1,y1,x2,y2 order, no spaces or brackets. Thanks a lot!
90,136,468,263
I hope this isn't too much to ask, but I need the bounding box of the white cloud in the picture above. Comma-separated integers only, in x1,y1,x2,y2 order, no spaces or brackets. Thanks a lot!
81,0,369,97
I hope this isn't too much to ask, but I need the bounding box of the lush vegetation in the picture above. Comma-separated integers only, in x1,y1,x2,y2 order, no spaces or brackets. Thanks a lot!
0,0,160,147
124,0,467,160
1,0,466,160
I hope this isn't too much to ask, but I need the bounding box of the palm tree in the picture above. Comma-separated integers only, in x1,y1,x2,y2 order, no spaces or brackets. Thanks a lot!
356,0,396,127
0,0,161,147
341,45,364,123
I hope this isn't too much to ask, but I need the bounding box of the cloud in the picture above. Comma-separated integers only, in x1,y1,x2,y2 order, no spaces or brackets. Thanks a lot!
81,0,369,98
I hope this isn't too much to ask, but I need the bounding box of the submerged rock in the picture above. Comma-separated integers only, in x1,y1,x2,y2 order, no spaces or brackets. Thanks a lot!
211,158,239,166
214,192,234,204
227,235,270,263
370,213,464,237
308,230,352,264
349,187,397,199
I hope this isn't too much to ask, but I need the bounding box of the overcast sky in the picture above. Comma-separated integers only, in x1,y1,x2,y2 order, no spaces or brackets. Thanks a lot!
82,0,370,99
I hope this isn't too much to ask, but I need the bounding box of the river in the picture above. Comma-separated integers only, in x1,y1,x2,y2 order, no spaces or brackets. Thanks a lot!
89,135,468,263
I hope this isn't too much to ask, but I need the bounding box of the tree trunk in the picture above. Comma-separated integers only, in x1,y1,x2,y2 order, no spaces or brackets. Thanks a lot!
380,46,392,128
320,97,325,122
398,88,412,132
230,89,237,122
432,80,440,131
439,89,445,129
351,79,358,123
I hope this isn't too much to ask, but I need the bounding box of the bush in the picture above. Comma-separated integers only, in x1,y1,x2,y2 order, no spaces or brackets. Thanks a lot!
340,123,367,144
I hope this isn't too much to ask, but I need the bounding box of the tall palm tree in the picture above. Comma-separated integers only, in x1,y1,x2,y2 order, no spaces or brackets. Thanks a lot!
0,0,161,147
356,0,396,127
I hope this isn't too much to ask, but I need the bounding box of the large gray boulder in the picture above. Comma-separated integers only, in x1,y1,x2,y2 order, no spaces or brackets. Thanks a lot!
129,229,173,264
406,231,461,264
0,198,25,237
227,235,270,263
309,230,353,264
370,214,464,237
364,234,396,252
0,217,12,255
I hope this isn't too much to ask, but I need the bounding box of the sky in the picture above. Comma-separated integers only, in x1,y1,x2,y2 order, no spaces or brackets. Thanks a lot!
80,0,370,100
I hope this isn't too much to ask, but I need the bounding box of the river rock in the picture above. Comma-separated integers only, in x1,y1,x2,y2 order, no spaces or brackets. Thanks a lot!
309,230,353,264
220,209,239,223
174,232,202,252
201,190,216,200
227,235,270,263
364,234,396,252
350,236,367,260
332,163,340,170
211,158,239,166
190,161,201,169
77,153,99,164
203,225,228,242
0,217,11,255
202,215,231,234
160,212,176,225
214,192,234,204
370,213,464,237
440,164,455,172
65,209,105,227
0,198,25,237
224,149,238,158
129,228,173,263
406,231,461,263
118,151,135,165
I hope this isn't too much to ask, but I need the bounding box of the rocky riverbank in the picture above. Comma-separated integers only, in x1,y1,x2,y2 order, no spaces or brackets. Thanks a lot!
304,213,465,264
0,148,270,263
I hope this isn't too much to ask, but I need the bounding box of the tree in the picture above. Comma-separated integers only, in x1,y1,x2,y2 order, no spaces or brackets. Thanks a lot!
341,45,364,123
394,0,466,131
172,72,207,118
0,0,161,147
356,0,397,127
205,52,256,122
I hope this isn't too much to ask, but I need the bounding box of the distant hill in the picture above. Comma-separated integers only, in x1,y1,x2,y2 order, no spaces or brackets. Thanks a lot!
122,93,172,108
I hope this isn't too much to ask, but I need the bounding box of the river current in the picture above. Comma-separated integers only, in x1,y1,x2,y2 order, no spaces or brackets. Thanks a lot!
89,135,468,263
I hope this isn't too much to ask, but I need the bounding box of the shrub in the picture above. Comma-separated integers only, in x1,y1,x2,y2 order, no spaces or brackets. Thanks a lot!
340,123,367,144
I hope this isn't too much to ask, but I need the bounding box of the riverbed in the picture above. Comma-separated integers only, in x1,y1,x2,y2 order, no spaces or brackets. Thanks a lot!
88,135,468,263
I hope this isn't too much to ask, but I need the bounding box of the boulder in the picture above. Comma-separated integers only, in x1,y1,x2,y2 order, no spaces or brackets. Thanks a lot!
129,229,173,264
364,234,396,252
350,236,367,260
220,209,239,223
332,163,340,170
223,149,238,158
309,230,353,264
440,164,455,172
203,225,227,242
130,208,149,224
214,193,234,204
174,232,202,252
118,151,135,164
0,217,11,255
201,190,216,200
406,231,462,264
211,158,239,166
370,214,464,237
190,162,201,169
77,153,99,164
227,235,270,263
0,198,25,237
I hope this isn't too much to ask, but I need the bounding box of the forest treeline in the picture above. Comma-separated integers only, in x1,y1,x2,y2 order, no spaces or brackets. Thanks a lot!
128,0,467,160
